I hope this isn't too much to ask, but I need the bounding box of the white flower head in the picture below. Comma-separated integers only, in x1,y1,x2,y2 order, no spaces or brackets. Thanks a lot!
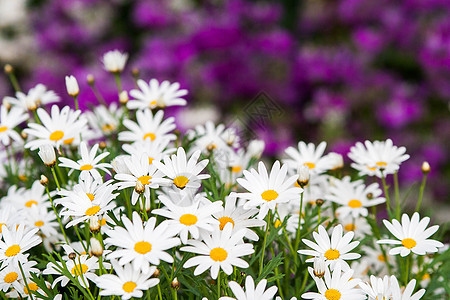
0,224,41,265
0,105,27,145
219,276,278,300
128,79,188,110
284,141,335,176
102,49,128,73
390,276,425,300
38,144,56,166
65,75,79,97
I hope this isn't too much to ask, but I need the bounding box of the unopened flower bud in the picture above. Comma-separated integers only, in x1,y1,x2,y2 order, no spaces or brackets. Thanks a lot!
40,175,48,186
86,74,95,85
102,50,128,73
119,90,128,104
135,180,145,194
89,237,103,257
65,75,79,97
297,165,310,187
2,98,11,110
99,141,107,149
206,143,216,152
26,97,37,111
111,155,130,174
89,216,100,233
328,152,344,170
421,162,430,174
132,68,140,78
4,64,13,74
313,256,326,278
152,268,160,278
366,193,373,200
171,277,180,290
68,252,76,260
247,140,265,159
21,131,27,139
316,199,324,207
38,144,56,167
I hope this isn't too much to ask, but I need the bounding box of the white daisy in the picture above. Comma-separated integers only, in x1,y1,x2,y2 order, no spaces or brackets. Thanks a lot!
298,225,361,271
5,83,59,112
102,49,128,73
348,139,410,178
359,275,392,300
119,109,176,144
153,194,222,244
96,260,159,300
0,224,41,265
326,176,385,219
219,276,278,300
235,160,303,219
360,245,391,275
128,79,188,110
58,141,111,180
104,212,180,274
0,260,39,292
284,141,335,176
0,204,21,238
24,205,59,238
187,121,236,154
86,103,122,136
153,147,210,191
24,105,88,150
339,216,372,239
213,195,265,241
390,276,425,300
302,263,365,300
377,212,444,257
122,138,175,167
0,105,27,145
181,223,254,279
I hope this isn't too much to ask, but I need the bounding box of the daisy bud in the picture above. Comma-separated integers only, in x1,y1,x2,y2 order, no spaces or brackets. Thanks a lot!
102,50,128,73
99,141,107,149
328,152,344,170
297,165,310,187
132,67,140,78
206,143,216,152
366,192,373,199
86,74,95,85
26,97,37,111
135,180,145,194
224,129,237,146
171,277,180,290
111,155,130,174
313,256,326,278
68,252,76,260
89,237,103,257
40,175,49,186
247,140,265,158
21,131,27,139
152,268,160,278
316,199,324,207
119,90,128,104
38,144,56,167
2,98,11,110
4,64,13,74
65,75,79,97
89,216,101,233
421,161,430,174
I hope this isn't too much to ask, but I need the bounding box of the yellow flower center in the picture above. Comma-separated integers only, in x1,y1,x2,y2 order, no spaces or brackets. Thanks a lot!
150,100,157,106
378,254,386,262
367,166,377,171
231,166,242,173
324,249,340,260
101,124,116,132
274,220,282,228
218,217,235,230
85,206,100,216
304,162,316,169
122,281,137,293
344,224,356,231
401,238,417,249
376,161,387,167
173,176,189,189
143,132,156,141
19,174,27,181
0,126,8,132
5,245,20,257
35,221,44,227
49,130,64,141
138,175,152,185
80,164,93,171
134,241,152,254
348,199,362,208
261,190,278,201
24,282,39,294
100,218,107,226
179,214,198,226
325,289,341,300
63,138,74,145
4,272,18,283
71,264,88,276
86,193,95,201
148,157,154,165
25,200,38,207
210,247,228,262
422,273,430,280
0,223,5,233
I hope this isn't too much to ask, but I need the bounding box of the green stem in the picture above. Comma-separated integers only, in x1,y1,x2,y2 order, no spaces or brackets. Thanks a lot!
89,84,107,107
114,73,123,93
270,246,284,299
294,193,304,265
404,255,411,285
77,256,96,300
18,261,34,300
415,174,428,212
32,110,41,124
393,172,400,220
380,172,392,218
46,186,69,244
217,271,221,298
157,284,163,300
51,167,61,191
259,211,271,276
140,194,149,221
73,95,79,111
7,72,21,92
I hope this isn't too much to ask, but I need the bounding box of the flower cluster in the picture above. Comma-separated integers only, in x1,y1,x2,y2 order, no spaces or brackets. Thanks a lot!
0,50,447,299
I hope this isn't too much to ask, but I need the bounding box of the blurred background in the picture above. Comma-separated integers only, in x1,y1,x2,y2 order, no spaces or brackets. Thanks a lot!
0,0,449,217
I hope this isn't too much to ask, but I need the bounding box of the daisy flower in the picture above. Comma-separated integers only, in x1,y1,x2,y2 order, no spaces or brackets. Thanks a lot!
153,194,222,244
0,204,21,237
326,176,385,219
302,264,365,300
0,260,39,292
5,83,59,112
104,212,180,274
0,224,41,264
0,105,27,145
114,154,169,206
43,254,100,288
24,105,88,150
153,147,210,191
339,216,372,239
235,160,303,219
86,103,122,136
119,109,176,143
390,276,425,300
102,49,128,73
348,139,410,177
360,245,391,275
298,225,361,271
128,79,188,110
219,276,278,300
96,260,159,300
181,223,255,279
24,205,59,238
359,275,392,300
377,212,444,257
122,138,175,167
213,195,266,241
187,121,236,154
58,141,111,180
284,141,335,176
